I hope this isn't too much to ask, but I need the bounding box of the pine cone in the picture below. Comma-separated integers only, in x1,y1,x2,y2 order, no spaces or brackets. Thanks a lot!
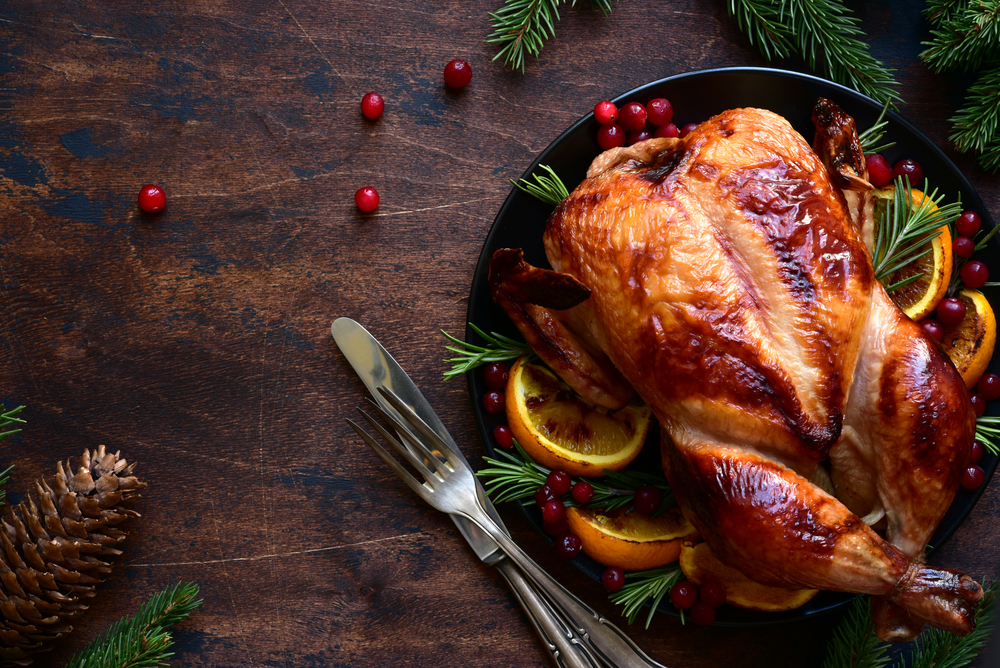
0,446,145,665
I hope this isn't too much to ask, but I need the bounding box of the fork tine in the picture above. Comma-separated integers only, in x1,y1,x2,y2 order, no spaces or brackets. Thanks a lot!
377,386,462,468
356,407,442,483
363,397,449,471
346,418,433,502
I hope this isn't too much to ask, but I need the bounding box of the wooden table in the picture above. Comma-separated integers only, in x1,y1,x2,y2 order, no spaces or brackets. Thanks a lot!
1,1,997,666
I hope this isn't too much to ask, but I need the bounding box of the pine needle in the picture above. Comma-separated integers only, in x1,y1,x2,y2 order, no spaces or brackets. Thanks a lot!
511,164,570,206
63,582,202,668
920,1,1000,74
949,64,1000,173
608,565,683,628
820,596,891,668
0,404,25,441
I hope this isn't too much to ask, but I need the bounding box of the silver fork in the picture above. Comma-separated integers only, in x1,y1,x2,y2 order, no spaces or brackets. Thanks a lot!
348,386,669,668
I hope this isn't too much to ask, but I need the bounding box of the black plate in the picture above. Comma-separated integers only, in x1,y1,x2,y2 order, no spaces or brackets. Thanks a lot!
465,67,999,626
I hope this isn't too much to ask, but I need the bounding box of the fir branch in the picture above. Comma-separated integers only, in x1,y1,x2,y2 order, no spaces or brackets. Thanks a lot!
924,0,971,26
63,582,202,668
441,324,534,380
858,100,896,155
921,1,1000,74
0,465,12,511
872,177,962,289
608,564,683,628
949,65,1000,173
0,404,25,441
511,164,570,206
903,580,997,668
975,415,1000,456
487,0,617,72
820,596,891,668
727,0,901,106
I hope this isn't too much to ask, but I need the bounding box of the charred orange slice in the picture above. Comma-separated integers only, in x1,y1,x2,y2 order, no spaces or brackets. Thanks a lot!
566,506,697,570
938,289,997,389
873,186,953,321
679,542,819,612
505,357,651,477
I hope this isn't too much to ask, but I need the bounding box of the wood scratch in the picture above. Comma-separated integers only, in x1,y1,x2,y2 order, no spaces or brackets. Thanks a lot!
371,197,502,217
127,533,422,567
210,500,258,668
277,0,353,96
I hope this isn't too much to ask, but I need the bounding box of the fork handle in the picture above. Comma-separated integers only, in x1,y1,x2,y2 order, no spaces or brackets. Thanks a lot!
494,557,603,668
464,509,669,668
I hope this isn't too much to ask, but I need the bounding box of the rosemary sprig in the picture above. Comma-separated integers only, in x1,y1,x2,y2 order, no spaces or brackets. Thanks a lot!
858,100,896,155
511,164,570,206
0,404,25,441
608,564,683,628
441,324,534,380
975,415,1000,456
872,177,962,291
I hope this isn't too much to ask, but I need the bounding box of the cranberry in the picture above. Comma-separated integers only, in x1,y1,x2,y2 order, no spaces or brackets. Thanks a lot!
597,124,626,151
571,480,595,504
654,123,679,138
361,92,384,119
954,236,976,258
970,441,984,464
690,601,716,626
493,425,514,449
961,260,989,288
921,320,944,342
543,519,569,537
542,498,566,524
892,159,923,187
866,154,893,187
594,100,618,125
633,485,662,515
618,102,647,132
646,98,674,126
535,484,557,507
977,373,1000,401
699,580,727,608
937,298,967,326
483,362,509,390
546,470,572,497
957,211,982,237
679,123,698,137
483,391,505,414
961,465,985,490
138,184,166,213
970,393,986,417
602,567,626,592
628,130,652,145
443,59,472,88
355,186,380,212
555,533,582,558
670,580,698,609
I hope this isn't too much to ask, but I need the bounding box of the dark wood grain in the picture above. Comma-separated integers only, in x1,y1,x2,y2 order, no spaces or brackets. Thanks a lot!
0,1,998,666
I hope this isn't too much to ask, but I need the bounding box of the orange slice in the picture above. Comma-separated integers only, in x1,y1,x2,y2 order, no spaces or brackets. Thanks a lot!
873,186,953,321
938,289,997,389
566,506,698,570
679,542,819,611
505,357,651,477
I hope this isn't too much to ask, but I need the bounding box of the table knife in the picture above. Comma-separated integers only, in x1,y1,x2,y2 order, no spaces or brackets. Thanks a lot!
331,317,600,668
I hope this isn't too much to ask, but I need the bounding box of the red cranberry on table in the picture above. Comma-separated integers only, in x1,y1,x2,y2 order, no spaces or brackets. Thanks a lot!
961,464,985,490
138,184,166,213
361,92,384,119
646,98,674,126
443,59,472,88
483,362,509,390
920,320,944,342
690,601,716,626
555,533,582,558
866,154,893,187
628,130,652,145
618,102,647,132
654,123,679,138
954,236,975,258
493,425,514,449
633,485,662,515
936,297,966,326
546,470,572,497
961,261,989,288
541,498,566,524
602,567,626,592
977,373,1000,401
699,580,727,608
679,123,698,137
670,580,698,609
892,158,923,187
594,100,618,125
957,211,982,237
483,390,505,414
355,186,380,212
970,393,986,417
970,441,984,464
543,518,569,536
535,484,557,507
597,124,626,150
571,480,595,504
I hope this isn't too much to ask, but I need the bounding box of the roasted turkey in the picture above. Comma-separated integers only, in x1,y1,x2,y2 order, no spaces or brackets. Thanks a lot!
490,99,983,641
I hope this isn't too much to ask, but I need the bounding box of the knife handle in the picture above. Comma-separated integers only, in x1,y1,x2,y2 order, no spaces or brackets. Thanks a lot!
494,557,603,668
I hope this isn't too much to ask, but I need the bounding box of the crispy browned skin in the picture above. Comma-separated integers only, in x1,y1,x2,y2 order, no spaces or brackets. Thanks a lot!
490,103,981,639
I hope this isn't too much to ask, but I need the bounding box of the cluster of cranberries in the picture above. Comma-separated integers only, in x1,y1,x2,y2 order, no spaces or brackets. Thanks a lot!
355,60,473,212
593,98,697,151
865,154,923,188
669,577,726,626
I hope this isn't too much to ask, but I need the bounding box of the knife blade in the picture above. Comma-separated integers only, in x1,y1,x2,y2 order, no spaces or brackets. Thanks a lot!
332,317,600,668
